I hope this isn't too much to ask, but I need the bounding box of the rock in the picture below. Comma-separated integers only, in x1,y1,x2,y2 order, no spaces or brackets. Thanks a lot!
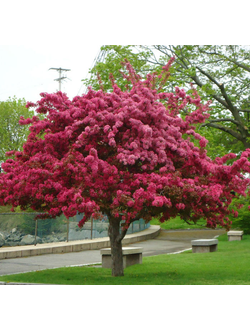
0,236,5,247
0,232,5,240
42,236,59,243
7,234,22,242
35,236,42,244
20,234,36,245
20,235,42,245
4,233,10,240
56,234,67,242
6,241,20,247
9,235,16,242
69,229,91,240
58,236,66,242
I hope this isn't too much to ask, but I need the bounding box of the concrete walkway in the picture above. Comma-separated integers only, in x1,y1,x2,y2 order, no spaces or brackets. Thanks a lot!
126,227,226,255
0,226,226,279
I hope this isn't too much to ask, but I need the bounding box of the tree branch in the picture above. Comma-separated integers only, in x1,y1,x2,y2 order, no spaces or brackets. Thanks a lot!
116,228,128,243
196,66,223,89
115,214,143,243
237,109,250,113
200,122,243,141
196,66,244,121
199,49,250,73
205,118,240,125
187,71,229,109
211,94,232,108
219,83,240,116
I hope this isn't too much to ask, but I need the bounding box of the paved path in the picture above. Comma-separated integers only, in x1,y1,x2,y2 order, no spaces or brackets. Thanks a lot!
125,228,225,256
0,228,225,277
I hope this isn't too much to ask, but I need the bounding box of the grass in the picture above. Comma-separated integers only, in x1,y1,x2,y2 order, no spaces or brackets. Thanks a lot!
1,234,250,285
150,215,241,232
150,215,210,230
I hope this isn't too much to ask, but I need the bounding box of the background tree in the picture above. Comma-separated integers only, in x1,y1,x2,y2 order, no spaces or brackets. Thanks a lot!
1,61,250,277
144,45,250,152
82,45,153,92
84,45,250,158
0,97,34,168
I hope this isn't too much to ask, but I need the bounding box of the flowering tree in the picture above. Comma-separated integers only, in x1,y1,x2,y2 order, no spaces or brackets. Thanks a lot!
1,59,250,276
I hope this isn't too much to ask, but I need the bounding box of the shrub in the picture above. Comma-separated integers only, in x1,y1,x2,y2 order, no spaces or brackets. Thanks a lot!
229,196,250,234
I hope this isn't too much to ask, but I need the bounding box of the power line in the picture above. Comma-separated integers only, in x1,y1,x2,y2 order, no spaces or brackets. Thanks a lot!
85,47,107,81
49,67,71,91
79,47,108,95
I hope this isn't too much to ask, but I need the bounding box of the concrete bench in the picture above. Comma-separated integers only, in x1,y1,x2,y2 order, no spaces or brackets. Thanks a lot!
227,230,243,241
191,239,218,253
100,247,143,268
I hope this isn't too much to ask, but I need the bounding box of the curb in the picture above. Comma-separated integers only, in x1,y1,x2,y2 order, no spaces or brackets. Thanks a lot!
0,225,161,260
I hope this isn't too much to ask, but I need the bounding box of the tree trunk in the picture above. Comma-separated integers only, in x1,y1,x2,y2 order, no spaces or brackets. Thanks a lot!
108,216,124,277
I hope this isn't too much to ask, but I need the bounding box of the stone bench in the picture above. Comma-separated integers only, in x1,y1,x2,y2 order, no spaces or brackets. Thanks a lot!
191,239,218,253
100,247,143,268
227,230,243,241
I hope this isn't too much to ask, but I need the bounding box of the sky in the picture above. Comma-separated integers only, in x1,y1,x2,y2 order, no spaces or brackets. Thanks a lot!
0,44,102,102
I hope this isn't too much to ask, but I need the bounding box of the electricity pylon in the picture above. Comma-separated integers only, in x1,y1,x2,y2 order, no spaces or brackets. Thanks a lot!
49,67,71,91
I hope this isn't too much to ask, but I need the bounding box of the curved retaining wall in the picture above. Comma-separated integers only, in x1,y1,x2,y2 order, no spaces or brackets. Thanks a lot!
0,213,151,246
0,225,161,260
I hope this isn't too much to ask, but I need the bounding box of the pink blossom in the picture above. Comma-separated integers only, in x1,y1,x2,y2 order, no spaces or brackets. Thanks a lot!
176,203,185,210
108,131,115,139
127,200,134,207
152,196,171,208
0,60,250,236
85,155,95,164
109,138,116,147
199,137,208,148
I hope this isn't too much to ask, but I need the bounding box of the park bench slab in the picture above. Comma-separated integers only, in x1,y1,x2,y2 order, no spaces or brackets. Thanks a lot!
191,239,218,253
100,247,143,268
227,230,243,241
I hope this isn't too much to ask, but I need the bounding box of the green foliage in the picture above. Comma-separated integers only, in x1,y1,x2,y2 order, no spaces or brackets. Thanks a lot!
18,213,67,236
17,213,37,235
151,198,250,234
0,97,33,164
83,45,153,92
150,216,207,230
229,196,250,234
0,205,12,212
196,125,243,160
0,204,67,235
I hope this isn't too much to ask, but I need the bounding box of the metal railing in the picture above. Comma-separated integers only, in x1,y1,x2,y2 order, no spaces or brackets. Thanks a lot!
0,212,150,247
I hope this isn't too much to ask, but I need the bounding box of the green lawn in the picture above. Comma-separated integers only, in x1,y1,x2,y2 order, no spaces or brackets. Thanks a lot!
150,215,210,230
1,234,249,285
150,215,243,232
